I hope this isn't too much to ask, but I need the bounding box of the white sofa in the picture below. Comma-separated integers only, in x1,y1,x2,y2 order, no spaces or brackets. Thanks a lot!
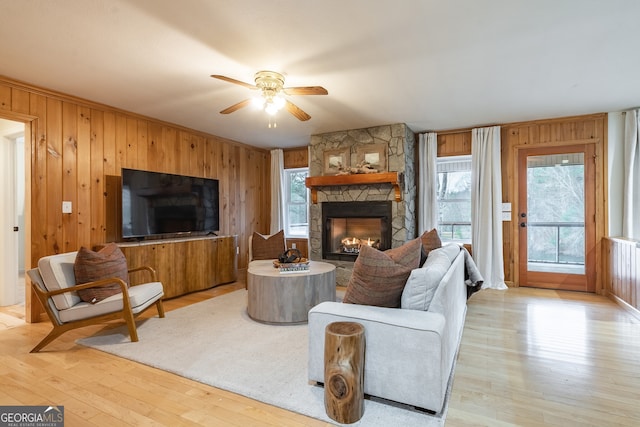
308,244,467,413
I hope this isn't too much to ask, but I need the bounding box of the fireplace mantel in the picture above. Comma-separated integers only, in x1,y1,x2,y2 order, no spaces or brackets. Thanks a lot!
305,171,402,203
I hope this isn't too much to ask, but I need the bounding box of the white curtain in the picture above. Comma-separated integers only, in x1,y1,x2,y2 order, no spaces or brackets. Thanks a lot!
471,126,507,290
623,109,640,240
270,148,285,234
418,132,439,233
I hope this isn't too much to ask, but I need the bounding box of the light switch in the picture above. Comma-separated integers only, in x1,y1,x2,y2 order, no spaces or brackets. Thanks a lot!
62,201,72,214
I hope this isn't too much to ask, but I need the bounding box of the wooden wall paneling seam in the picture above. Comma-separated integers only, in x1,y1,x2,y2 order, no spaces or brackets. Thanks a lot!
162,125,177,173
180,130,191,175
229,145,239,234
28,94,48,321
115,114,127,171
220,142,231,235
136,119,148,171
126,117,138,170
102,112,116,176
62,101,78,253
90,109,106,246
238,149,248,267
46,98,63,255
191,134,205,177
147,122,162,169
77,106,92,249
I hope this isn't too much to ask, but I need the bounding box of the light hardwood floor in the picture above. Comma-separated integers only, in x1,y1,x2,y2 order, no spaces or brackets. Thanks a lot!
1,284,639,426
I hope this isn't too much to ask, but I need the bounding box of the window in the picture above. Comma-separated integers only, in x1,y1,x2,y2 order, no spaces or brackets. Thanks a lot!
284,168,309,237
436,155,471,243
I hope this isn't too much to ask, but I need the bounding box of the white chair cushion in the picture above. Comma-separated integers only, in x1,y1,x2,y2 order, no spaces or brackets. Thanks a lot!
59,281,164,323
38,252,81,310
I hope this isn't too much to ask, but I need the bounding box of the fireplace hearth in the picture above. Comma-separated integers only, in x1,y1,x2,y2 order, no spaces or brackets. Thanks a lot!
322,201,392,261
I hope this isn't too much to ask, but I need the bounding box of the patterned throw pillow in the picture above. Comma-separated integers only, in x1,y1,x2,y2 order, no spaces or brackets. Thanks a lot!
343,238,422,308
74,243,129,303
252,230,286,260
419,228,442,266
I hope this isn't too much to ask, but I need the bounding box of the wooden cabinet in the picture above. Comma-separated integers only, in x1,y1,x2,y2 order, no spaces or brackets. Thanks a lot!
118,235,238,298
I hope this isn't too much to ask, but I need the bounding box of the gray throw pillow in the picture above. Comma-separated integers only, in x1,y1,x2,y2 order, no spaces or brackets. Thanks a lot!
401,248,451,311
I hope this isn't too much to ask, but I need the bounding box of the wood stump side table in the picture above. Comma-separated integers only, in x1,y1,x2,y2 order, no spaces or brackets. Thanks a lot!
324,321,365,424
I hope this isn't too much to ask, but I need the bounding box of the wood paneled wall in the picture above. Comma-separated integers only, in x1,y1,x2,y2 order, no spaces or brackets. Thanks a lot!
283,146,309,169
437,131,472,157
434,113,607,291
603,237,640,319
0,76,270,321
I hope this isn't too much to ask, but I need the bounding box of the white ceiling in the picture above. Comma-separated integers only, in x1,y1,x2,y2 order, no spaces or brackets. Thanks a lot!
1,0,639,149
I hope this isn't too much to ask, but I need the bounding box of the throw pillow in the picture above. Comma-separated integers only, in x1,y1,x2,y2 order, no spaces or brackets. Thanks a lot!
401,247,452,311
343,238,422,308
74,243,129,303
419,228,442,266
251,230,286,260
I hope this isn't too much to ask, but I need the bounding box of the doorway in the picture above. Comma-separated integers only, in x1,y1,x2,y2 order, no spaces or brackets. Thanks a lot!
517,144,596,292
0,118,26,309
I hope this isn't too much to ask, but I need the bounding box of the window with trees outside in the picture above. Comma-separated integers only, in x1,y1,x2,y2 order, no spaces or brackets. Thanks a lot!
436,155,471,243
284,168,309,237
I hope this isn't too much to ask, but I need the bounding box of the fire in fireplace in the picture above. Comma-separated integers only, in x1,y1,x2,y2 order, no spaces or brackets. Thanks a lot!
322,201,392,261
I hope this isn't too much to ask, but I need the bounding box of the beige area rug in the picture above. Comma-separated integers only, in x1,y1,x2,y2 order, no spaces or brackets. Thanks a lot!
78,290,450,426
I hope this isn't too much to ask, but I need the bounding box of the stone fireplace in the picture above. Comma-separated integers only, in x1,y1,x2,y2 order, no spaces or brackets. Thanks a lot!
307,123,416,286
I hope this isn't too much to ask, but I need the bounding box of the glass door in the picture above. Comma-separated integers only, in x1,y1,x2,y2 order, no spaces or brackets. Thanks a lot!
517,144,596,292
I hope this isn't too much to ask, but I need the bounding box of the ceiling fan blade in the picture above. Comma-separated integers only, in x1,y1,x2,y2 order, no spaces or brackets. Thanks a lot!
220,99,251,114
211,75,257,90
283,86,328,96
285,100,311,121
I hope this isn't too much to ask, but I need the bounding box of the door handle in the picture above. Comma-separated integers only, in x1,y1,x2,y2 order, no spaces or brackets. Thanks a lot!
520,222,526,228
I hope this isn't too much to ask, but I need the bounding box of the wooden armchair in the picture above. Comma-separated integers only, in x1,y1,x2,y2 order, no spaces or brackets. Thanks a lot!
27,251,165,353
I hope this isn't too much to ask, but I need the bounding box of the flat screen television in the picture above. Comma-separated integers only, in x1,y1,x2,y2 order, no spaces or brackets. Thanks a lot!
121,168,220,240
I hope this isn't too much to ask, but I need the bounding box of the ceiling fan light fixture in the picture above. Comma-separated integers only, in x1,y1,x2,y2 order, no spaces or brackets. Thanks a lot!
263,94,286,115
212,70,326,121
265,102,280,116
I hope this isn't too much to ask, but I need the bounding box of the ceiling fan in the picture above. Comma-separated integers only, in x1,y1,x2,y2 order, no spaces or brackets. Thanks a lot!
211,71,328,121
